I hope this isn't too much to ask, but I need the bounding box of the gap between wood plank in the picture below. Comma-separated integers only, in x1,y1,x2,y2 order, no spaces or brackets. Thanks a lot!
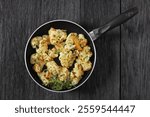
119,0,122,100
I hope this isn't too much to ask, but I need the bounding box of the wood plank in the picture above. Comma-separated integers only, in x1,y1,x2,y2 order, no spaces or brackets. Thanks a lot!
79,0,120,99
0,0,3,99
121,0,150,99
0,0,81,99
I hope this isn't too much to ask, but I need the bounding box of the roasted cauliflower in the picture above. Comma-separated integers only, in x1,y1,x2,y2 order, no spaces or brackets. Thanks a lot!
30,27,93,90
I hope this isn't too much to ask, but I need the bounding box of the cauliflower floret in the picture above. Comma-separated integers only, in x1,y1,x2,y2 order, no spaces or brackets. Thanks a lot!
42,70,52,79
55,42,65,52
72,77,80,86
36,36,49,53
70,72,81,86
82,46,92,53
72,63,84,78
66,33,82,51
48,28,67,45
38,71,52,85
78,34,87,47
30,53,45,64
30,53,38,64
81,61,92,71
48,48,58,58
79,46,92,60
42,35,50,42
64,33,76,50
59,50,76,68
79,50,92,62
31,36,42,49
32,58,45,73
42,53,52,62
33,64,42,73
46,61,60,75
70,63,84,86
58,67,69,81
76,46,93,71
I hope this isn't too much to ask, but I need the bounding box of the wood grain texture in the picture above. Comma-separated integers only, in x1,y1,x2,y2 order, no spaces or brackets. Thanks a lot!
79,0,120,99
1,0,150,100
0,0,82,100
121,0,150,99
0,0,2,98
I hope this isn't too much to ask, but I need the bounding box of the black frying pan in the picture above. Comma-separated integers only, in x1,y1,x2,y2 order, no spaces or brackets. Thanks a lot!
24,7,138,92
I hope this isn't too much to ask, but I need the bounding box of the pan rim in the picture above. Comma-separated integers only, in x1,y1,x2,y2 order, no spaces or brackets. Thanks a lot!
24,19,96,93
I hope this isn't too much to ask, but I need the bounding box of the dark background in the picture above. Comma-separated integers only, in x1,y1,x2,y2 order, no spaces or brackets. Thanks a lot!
0,0,150,100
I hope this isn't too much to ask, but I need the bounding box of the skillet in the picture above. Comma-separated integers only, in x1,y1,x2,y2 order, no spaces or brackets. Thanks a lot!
25,7,138,92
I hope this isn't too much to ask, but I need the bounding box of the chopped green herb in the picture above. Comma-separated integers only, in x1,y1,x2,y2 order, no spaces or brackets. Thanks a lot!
47,76,73,91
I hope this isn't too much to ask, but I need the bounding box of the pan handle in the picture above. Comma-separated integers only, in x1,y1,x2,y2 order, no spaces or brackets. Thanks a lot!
89,7,138,41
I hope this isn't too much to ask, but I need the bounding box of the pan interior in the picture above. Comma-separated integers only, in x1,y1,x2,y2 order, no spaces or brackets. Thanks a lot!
25,20,96,91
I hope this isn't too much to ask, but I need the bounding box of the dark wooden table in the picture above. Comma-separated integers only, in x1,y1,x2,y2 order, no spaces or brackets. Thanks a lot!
0,0,150,100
